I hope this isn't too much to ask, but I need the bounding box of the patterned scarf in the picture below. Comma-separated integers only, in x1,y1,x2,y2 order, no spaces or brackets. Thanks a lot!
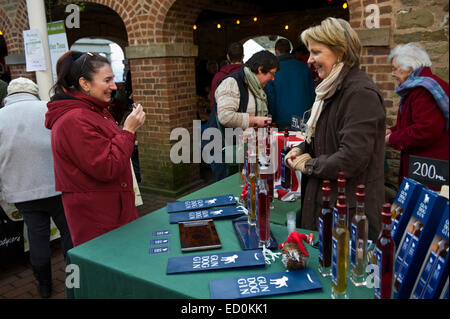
243,66,268,116
396,68,449,130
304,62,344,143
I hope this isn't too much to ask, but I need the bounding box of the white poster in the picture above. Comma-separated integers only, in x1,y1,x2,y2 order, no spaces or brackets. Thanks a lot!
23,29,47,72
47,21,69,83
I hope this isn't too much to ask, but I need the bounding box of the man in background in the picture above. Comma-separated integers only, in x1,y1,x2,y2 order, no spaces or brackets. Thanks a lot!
266,38,315,130
209,42,244,110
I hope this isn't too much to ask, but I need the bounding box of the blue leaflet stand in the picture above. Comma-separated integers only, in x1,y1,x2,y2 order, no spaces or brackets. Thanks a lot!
233,216,278,250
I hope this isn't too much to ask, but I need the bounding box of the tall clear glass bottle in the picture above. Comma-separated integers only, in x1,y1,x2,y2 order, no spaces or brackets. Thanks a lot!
350,184,369,286
318,180,333,277
374,203,395,299
257,166,271,248
332,195,349,299
280,128,291,190
247,152,257,226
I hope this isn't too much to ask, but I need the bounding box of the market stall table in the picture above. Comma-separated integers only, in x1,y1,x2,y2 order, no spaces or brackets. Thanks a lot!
66,174,374,299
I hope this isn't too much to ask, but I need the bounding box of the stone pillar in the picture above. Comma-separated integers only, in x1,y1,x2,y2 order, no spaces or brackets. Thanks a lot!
125,43,202,197
25,0,53,100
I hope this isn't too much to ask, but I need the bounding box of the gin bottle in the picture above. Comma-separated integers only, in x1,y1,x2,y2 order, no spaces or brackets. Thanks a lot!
257,165,271,248
350,185,369,287
331,195,349,299
247,153,257,226
280,128,291,190
318,180,332,277
374,203,395,299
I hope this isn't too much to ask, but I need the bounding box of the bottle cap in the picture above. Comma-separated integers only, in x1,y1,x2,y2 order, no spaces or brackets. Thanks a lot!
322,180,331,188
337,195,347,215
338,171,345,180
356,184,365,202
322,186,331,197
381,203,392,222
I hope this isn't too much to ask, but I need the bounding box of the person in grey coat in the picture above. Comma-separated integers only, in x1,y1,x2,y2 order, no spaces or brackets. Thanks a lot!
285,18,386,240
0,78,73,298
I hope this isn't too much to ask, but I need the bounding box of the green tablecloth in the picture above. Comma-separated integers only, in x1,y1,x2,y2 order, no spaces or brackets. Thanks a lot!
66,174,374,299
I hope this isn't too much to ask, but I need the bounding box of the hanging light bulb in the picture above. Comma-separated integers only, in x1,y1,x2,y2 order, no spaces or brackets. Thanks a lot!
217,23,222,29
193,25,197,30
343,2,348,9
284,25,289,30
0,30,3,36
253,17,258,22
236,19,240,25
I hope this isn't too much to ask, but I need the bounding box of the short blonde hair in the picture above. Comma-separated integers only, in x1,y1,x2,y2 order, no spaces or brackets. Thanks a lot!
300,17,361,68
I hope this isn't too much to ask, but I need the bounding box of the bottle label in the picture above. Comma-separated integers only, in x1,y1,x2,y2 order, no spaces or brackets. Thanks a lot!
332,236,338,286
350,223,357,268
280,153,286,183
374,247,382,299
318,217,324,262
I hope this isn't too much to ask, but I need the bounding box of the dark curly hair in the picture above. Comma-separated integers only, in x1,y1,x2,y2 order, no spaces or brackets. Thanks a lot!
244,50,280,74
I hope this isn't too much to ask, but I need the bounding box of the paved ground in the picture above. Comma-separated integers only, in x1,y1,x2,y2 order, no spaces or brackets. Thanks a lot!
0,169,215,299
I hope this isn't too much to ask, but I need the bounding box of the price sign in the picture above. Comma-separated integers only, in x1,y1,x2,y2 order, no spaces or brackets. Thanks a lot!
291,115,302,131
408,156,448,189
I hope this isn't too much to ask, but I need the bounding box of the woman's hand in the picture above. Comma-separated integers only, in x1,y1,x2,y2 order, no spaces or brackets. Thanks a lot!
123,103,146,134
249,116,272,127
385,128,392,145
285,147,302,169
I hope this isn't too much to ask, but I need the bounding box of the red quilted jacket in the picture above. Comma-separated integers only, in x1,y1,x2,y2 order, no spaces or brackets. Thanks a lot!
45,90,138,246
388,67,449,188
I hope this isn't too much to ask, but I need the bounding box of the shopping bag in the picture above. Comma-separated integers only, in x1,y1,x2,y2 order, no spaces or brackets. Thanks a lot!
0,205,24,265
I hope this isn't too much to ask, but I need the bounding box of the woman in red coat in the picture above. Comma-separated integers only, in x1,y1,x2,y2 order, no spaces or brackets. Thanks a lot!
386,43,449,189
45,51,146,246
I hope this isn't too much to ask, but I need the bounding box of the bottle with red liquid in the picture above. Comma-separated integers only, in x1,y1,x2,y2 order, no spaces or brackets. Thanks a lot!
280,128,291,190
247,153,257,226
374,203,395,299
318,180,333,277
257,165,271,248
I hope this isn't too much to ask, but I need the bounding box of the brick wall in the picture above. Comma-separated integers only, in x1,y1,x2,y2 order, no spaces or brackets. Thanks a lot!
130,55,200,194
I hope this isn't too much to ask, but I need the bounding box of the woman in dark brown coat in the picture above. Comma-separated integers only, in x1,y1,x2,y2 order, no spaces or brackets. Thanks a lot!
286,17,386,240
